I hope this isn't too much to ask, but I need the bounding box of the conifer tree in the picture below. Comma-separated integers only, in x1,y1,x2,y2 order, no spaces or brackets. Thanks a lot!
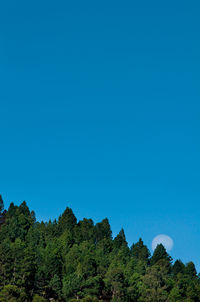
131,238,150,262
151,244,172,266
185,261,197,278
113,229,127,249
58,207,77,234
172,259,185,276
95,218,112,243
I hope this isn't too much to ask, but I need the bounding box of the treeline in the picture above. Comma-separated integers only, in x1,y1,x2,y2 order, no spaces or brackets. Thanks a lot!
0,196,200,302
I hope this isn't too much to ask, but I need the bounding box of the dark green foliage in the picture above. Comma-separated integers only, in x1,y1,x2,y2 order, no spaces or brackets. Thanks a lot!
185,261,197,278
113,229,127,249
139,263,172,302
0,284,28,302
0,201,35,242
151,244,172,266
172,259,185,275
0,195,4,213
0,199,199,302
74,219,95,244
69,297,101,302
105,267,127,301
95,218,112,243
32,295,47,302
58,207,77,234
131,238,150,262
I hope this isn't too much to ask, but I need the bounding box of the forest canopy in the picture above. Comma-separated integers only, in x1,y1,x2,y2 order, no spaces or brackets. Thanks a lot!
0,195,199,302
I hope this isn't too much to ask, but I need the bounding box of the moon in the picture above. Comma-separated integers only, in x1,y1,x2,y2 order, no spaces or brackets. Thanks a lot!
152,234,174,252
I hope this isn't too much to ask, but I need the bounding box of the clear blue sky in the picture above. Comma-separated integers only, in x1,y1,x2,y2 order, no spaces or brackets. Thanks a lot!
1,0,200,269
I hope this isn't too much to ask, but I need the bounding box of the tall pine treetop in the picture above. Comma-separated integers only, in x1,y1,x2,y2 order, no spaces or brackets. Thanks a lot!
131,238,150,261
58,207,77,233
151,243,172,266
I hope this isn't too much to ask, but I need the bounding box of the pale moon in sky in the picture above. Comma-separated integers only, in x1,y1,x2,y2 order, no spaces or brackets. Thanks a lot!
152,234,174,252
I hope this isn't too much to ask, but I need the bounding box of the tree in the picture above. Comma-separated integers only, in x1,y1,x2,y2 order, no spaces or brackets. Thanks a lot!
62,273,83,300
32,295,47,302
113,229,127,250
0,199,200,301
74,218,95,244
127,272,143,301
105,267,127,301
168,287,182,302
131,238,150,262
70,297,100,302
95,238,112,277
0,239,13,286
48,274,62,300
151,244,172,268
139,265,169,302
0,202,34,242
172,260,185,276
0,285,27,302
185,262,197,278
58,207,77,234
95,218,112,243
0,195,4,214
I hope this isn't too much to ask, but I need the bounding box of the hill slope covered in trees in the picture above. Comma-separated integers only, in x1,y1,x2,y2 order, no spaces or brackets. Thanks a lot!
0,196,199,302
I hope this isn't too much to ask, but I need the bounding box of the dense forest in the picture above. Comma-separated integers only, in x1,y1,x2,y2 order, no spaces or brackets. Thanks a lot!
0,196,200,302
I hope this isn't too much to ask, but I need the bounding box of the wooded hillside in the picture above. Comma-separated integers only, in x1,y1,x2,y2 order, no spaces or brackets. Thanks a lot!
0,196,199,302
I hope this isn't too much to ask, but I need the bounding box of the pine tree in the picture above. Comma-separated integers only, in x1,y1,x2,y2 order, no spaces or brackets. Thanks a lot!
58,207,77,234
172,259,185,276
151,244,172,267
185,261,197,278
131,238,150,262
113,229,127,249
